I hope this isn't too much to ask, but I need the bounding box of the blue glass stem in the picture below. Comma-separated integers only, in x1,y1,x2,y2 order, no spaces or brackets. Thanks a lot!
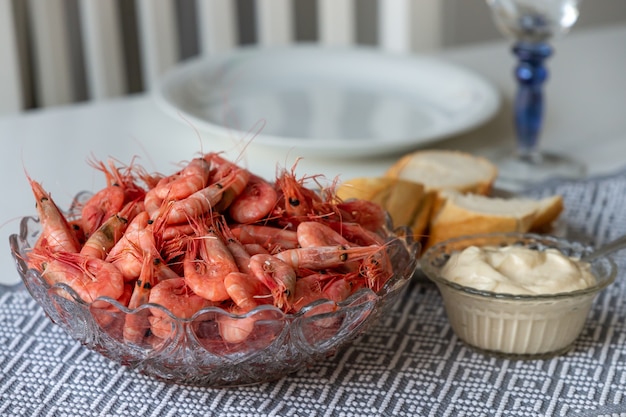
512,41,552,159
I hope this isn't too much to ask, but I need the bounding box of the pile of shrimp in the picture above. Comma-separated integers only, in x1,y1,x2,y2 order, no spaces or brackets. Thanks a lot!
25,152,395,344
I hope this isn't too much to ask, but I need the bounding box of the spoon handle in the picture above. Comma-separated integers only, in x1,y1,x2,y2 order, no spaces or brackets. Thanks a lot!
582,234,626,262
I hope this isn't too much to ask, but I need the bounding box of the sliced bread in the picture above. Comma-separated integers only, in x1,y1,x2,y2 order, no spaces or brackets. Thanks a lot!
425,190,564,248
336,177,435,239
385,150,498,195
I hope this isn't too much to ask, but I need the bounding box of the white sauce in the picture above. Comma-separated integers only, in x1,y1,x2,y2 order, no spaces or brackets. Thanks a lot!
441,245,596,295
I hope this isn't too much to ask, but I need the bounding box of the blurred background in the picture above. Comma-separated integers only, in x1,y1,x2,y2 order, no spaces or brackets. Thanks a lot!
4,0,626,113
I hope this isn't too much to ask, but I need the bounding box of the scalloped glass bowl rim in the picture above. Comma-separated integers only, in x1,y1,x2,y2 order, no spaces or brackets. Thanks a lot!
12,215,419,323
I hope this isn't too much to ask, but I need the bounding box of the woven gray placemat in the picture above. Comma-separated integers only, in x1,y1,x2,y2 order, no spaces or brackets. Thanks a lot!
2,170,626,417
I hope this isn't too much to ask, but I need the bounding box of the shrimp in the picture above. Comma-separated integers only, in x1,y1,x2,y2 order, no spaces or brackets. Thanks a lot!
291,273,325,312
219,219,253,274
231,224,299,252
41,251,125,308
326,221,386,246
81,185,125,236
248,254,296,310
275,245,383,270
228,174,278,223
183,226,238,302
224,271,272,312
148,277,213,339
296,221,350,248
80,202,138,259
158,166,249,225
335,200,387,232
153,157,211,200
322,275,354,302
124,251,158,344
359,248,393,291
27,176,81,254
106,211,157,281
291,272,355,314
275,163,322,218
82,158,146,234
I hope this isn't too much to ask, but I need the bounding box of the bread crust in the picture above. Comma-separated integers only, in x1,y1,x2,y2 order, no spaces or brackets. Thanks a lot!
384,150,498,195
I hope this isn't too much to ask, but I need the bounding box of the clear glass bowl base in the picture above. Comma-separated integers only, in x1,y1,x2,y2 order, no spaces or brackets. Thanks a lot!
490,148,586,192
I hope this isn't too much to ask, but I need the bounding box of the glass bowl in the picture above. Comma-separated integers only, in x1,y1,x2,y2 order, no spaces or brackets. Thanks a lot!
420,232,617,359
10,213,419,387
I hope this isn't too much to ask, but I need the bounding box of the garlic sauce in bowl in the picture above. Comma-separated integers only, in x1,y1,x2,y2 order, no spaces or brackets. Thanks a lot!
420,233,617,359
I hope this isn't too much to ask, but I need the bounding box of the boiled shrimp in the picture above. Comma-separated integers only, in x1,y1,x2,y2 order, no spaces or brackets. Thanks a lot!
223,271,272,312
335,200,387,232
82,158,146,234
275,163,322,218
228,174,278,223
152,157,211,201
248,254,296,310
231,224,298,252
80,202,138,259
106,211,157,281
41,251,125,307
326,221,386,246
275,244,382,270
183,226,238,302
124,251,158,344
359,248,393,291
158,166,249,225
218,218,253,274
27,176,81,254
148,277,213,339
296,221,350,248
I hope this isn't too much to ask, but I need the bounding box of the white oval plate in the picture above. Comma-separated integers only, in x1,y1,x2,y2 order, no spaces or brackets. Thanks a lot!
155,45,500,158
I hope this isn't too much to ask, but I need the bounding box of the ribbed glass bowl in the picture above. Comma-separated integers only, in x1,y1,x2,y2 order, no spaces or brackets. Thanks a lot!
420,232,617,359
10,214,419,387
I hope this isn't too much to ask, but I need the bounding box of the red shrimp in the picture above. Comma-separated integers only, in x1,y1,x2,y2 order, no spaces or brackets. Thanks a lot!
228,174,278,223
322,275,354,302
326,221,386,246
275,244,383,270
153,157,211,200
219,218,253,274
183,226,239,302
248,254,296,310
41,252,125,308
296,221,350,248
158,166,249,225
148,277,214,339
231,224,299,252
81,186,125,236
223,271,272,312
80,202,138,259
27,176,81,254
359,248,393,291
124,251,158,344
291,273,326,312
335,200,387,232
82,158,146,234
106,211,157,281
291,272,356,313
275,164,323,218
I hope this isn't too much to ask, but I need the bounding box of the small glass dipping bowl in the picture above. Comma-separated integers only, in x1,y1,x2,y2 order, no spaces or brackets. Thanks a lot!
420,233,617,359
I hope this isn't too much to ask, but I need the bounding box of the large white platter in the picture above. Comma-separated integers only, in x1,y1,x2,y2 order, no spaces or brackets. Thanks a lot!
155,45,500,158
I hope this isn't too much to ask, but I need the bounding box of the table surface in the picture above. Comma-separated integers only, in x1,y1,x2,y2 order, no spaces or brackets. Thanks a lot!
1,22,625,416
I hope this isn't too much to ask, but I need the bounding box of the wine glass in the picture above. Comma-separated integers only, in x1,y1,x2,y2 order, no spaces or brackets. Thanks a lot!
486,0,586,191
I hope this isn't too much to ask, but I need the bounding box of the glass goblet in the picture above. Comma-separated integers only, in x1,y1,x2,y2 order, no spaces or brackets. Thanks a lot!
486,0,586,191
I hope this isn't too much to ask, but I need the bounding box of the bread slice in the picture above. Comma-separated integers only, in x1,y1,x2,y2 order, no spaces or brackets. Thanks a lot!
385,150,498,195
425,191,564,248
336,177,435,239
